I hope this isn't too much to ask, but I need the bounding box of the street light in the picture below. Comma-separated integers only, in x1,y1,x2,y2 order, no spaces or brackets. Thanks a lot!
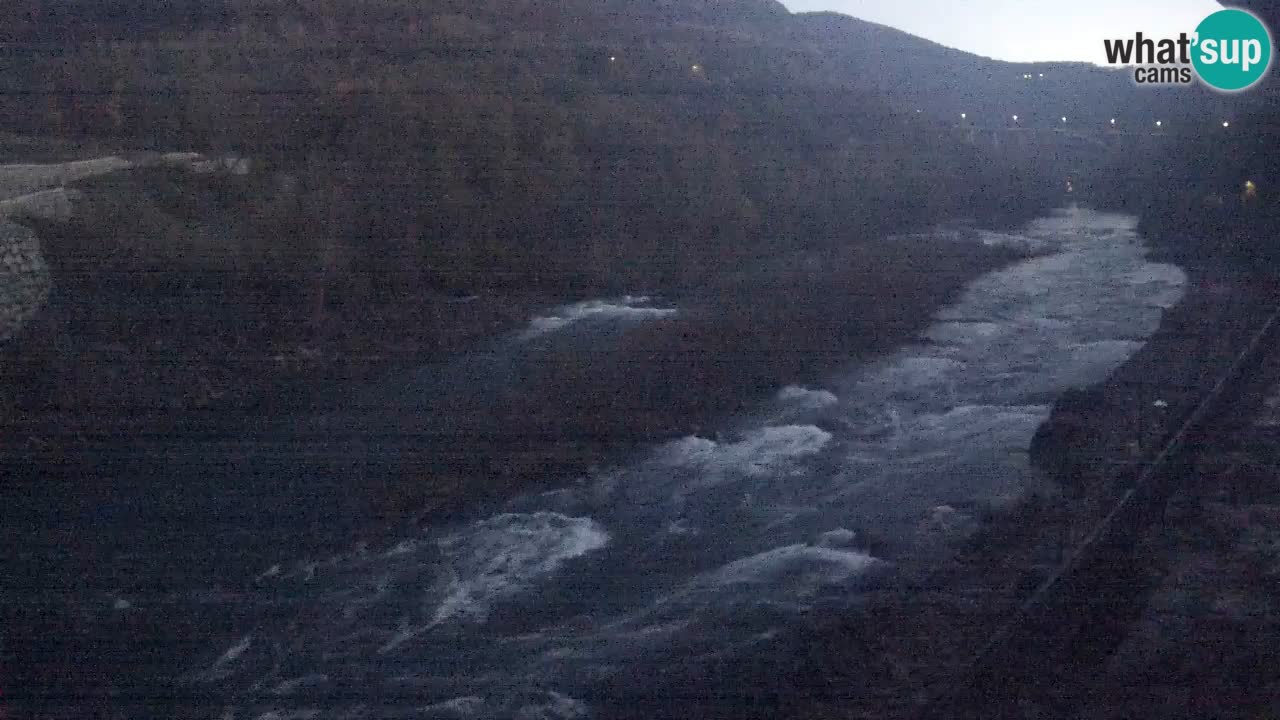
1110,118,1116,125
1156,120,1163,128
1223,121,1231,128
1061,116,1067,123
961,113,967,119
1012,114,1019,122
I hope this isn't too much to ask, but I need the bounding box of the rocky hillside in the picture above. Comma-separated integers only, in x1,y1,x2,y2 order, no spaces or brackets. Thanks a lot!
786,11,1220,127
2,1,1208,305
0,0,1203,446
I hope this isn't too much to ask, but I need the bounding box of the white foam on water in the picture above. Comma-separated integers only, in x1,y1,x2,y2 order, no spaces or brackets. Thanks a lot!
635,542,882,621
891,404,1048,456
420,696,486,718
665,518,697,535
219,635,253,664
194,635,254,683
654,435,719,465
1119,263,1187,304
418,693,588,720
776,385,839,409
815,528,859,548
378,619,426,655
182,209,1192,716
924,321,1004,346
430,512,610,626
914,403,1045,427
657,425,833,500
916,505,978,538
974,229,1056,253
659,425,832,475
857,357,966,396
521,297,677,339
1066,339,1145,365
270,674,329,696
1029,316,1072,331
705,543,878,591
383,540,418,557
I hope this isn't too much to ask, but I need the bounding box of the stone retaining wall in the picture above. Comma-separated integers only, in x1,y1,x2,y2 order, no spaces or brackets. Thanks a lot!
0,220,50,342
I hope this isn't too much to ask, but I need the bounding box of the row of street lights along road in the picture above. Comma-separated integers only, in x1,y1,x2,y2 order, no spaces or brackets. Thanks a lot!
943,114,1236,130
608,56,702,74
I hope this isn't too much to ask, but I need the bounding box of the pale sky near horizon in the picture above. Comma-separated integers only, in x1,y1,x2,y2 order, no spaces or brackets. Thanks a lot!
780,0,1227,64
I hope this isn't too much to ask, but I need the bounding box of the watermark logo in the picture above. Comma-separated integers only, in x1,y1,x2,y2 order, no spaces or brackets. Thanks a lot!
1103,8,1273,92
1193,8,1271,90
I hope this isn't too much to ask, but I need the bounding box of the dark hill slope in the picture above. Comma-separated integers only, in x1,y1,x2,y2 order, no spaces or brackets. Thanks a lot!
788,11,1220,128
0,0,1082,299
0,0,1211,435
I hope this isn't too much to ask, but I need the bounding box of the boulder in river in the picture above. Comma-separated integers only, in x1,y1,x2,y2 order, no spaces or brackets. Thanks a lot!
1029,386,1107,491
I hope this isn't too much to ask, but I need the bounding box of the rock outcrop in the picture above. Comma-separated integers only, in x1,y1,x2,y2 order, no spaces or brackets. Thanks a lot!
0,222,50,342
0,153,256,342
1028,386,1108,490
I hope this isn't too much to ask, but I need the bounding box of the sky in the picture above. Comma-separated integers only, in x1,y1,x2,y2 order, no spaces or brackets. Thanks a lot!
780,0,1227,64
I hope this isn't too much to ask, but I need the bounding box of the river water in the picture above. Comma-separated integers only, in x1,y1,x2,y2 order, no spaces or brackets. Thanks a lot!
28,208,1187,719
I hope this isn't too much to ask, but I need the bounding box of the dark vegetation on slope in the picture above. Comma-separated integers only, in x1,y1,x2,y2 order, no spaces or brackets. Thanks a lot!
1130,101,1280,272
788,11,1213,128
0,5,1244,719
0,7,1073,715
7,0,1248,522
1,0,1074,439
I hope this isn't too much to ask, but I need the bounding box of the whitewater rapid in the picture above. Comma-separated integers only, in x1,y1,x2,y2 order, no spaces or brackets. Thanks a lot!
180,208,1185,719
519,296,677,339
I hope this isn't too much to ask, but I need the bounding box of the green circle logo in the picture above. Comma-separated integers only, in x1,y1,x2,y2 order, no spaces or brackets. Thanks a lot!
1192,8,1272,91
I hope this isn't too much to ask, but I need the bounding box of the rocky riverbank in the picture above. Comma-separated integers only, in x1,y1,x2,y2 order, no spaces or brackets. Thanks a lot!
0,157,557,421
1028,262,1280,490
1072,380,1280,718
0,154,1045,524
0,162,1045,719
647,256,1280,719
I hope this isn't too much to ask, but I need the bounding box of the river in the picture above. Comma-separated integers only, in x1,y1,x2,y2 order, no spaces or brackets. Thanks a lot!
6,207,1186,719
